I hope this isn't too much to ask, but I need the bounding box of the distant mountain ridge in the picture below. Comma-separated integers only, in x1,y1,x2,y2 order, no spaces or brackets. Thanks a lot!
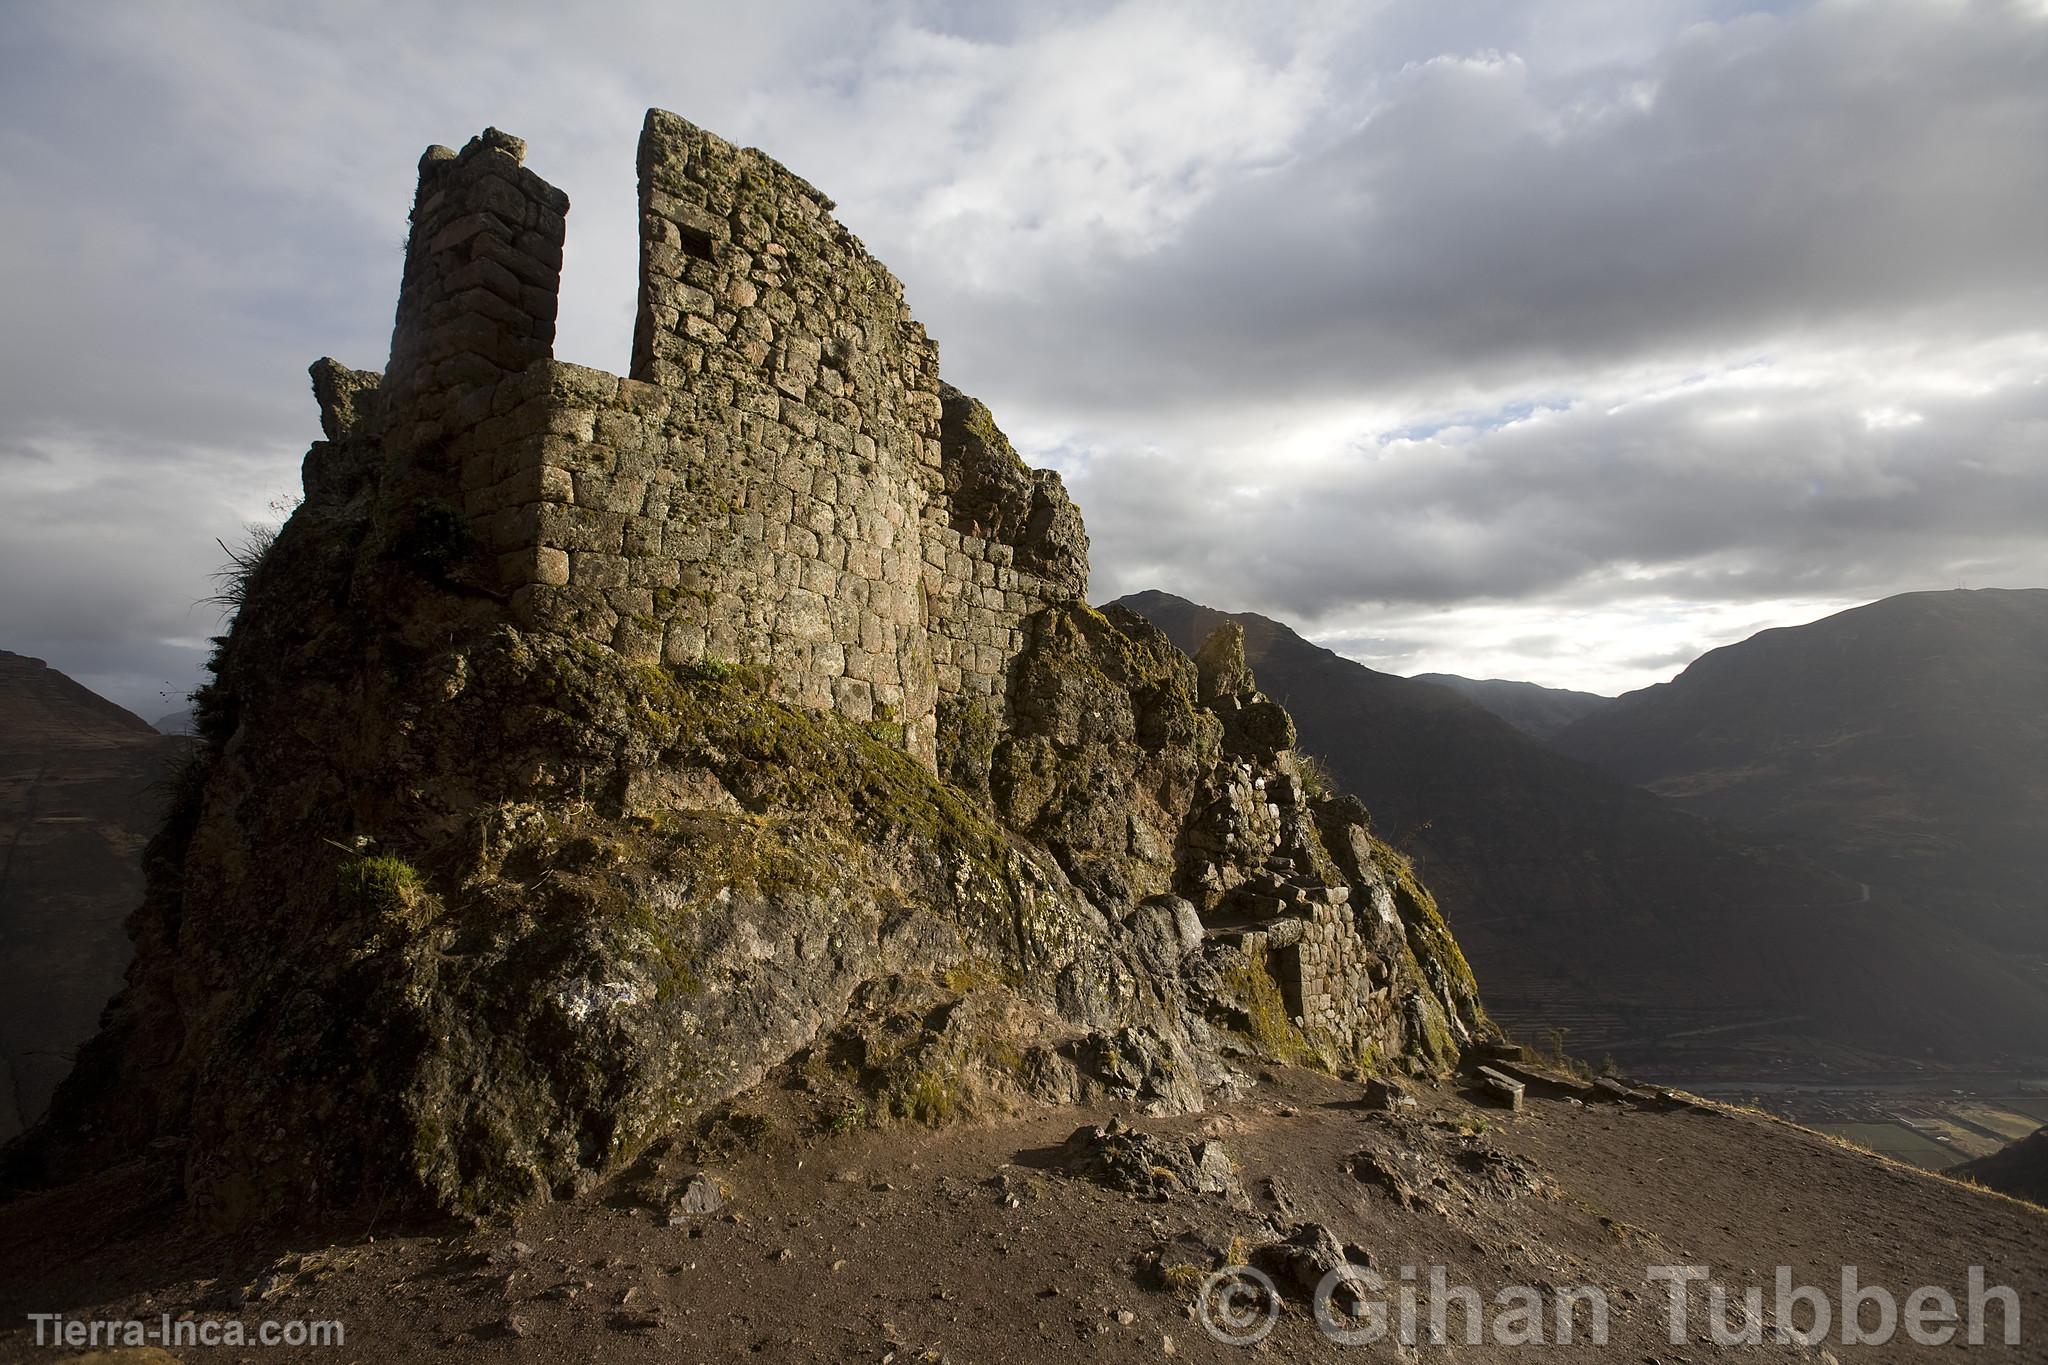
0,651,187,1142
1116,591,2048,1071
1,652,160,741
1411,673,1611,740
1553,589,2048,952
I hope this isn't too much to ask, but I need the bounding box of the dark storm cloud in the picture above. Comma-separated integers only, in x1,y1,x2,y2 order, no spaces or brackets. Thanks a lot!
924,2,2048,417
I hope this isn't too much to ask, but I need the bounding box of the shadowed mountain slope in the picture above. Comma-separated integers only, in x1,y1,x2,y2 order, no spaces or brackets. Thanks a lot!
1410,673,1610,741
1553,589,2048,953
1117,591,2048,1071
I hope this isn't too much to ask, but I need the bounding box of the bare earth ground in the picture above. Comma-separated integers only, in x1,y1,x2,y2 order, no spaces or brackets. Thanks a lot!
2,1067,2042,1363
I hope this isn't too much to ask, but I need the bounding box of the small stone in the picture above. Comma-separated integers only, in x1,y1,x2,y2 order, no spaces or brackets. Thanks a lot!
481,1313,529,1339
665,1172,726,1223
1114,1308,1137,1325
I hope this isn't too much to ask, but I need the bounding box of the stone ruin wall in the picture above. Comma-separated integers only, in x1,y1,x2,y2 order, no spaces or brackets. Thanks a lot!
388,112,1084,765
385,130,567,448
358,113,1443,1053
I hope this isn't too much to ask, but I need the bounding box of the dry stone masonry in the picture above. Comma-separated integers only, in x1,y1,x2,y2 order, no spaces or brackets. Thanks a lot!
386,129,567,433
380,112,1089,764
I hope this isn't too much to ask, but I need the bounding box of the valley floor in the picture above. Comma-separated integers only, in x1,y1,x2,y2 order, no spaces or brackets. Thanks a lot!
2,1066,2043,1362
1487,993,2048,1173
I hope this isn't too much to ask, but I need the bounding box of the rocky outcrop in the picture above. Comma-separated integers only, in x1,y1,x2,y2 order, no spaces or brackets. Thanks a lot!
5,112,1488,1225
1051,1117,1244,1202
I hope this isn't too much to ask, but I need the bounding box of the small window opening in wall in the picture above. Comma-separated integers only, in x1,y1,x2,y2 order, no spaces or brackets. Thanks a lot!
678,225,716,262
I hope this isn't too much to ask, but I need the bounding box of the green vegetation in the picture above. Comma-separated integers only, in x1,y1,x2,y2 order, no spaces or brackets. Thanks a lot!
1296,751,1337,801
1218,949,1315,1067
650,583,714,620
942,956,1006,996
1159,1261,1209,1299
889,1069,955,1127
671,654,771,690
534,637,1003,858
336,851,431,927
203,522,282,617
1368,835,1485,1019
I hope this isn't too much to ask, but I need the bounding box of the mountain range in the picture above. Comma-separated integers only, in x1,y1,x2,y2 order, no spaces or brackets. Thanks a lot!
14,585,2045,1093
1410,673,1610,741
1553,588,2048,954
1119,590,2048,1074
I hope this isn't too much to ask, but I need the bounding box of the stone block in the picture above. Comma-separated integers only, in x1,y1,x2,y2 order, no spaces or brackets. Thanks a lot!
1477,1066,1526,1113
525,502,594,552
663,622,707,663
428,210,512,257
831,675,873,721
533,545,571,586
613,614,663,663
571,552,630,590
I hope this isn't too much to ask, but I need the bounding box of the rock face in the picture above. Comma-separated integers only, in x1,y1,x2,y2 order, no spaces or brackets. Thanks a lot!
0,653,189,1142
6,112,1486,1225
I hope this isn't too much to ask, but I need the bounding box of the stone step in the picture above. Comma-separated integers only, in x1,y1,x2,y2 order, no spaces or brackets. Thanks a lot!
1475,1065,1526,1113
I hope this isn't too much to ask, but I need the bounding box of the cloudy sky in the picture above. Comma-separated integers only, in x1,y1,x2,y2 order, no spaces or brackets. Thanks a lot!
3,1,2044,717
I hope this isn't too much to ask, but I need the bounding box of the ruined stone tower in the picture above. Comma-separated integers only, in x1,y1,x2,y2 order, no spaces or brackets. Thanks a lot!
14,110,1484,1223
369,110,1087,764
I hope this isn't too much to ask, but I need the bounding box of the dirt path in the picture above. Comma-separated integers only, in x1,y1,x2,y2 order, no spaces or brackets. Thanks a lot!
2,1068,2041,1362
